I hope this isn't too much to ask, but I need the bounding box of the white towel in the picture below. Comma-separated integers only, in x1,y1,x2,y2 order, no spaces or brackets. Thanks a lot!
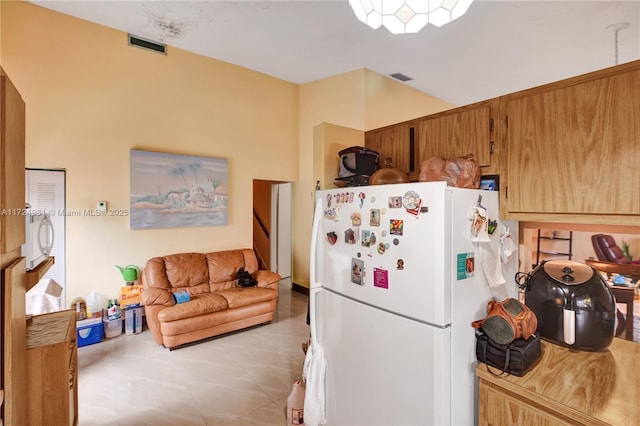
303,341,326,426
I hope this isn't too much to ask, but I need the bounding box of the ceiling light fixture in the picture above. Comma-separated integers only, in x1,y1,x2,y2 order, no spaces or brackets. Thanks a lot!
349,0,474,34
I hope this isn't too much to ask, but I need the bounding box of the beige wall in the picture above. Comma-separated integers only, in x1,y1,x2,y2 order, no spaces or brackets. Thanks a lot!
2,2,299,305
293,70,454,287
313,123,364,191
364,69,454,129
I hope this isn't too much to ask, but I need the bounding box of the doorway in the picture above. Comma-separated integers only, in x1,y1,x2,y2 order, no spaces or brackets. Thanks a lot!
253,180,292,284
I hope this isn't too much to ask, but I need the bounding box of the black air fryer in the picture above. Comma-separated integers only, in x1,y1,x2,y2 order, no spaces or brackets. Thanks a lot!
524,260,616,351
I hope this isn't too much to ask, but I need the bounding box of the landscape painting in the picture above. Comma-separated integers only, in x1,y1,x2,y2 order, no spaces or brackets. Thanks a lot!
130,150,228,230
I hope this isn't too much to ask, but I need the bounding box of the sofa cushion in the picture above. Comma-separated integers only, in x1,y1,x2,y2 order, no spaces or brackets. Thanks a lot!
206,250,244,283
165,253,210,295
157,293,228,323
216,287,277,309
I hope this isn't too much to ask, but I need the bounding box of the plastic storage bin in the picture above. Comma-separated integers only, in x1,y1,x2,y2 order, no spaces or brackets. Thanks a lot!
77,317,103,347
103,317,123,338
125,307,143,335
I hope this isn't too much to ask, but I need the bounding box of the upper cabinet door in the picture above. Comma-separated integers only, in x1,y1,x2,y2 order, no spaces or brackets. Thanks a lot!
417,102,493,168
505,68,640,218
365,124,414,174
0,69,26,252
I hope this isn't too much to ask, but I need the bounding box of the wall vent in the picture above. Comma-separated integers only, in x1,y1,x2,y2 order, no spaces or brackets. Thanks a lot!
389,72,413,82
128,34,167,55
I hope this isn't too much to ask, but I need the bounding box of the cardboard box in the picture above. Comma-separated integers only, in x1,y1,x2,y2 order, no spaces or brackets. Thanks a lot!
119,285,143,309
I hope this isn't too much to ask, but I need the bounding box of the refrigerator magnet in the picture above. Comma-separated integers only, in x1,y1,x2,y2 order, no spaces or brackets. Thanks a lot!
323,208,337,220
402,190,420,210
326,232,337,245
345,228,356,244
406,199,422,218
377,242,386,255
351,212,362,226
370,209,381,226
456,252,475,280
351,258,365,285
373,267,389,289
389,196,403,208
361,230,371,246
396,259,404,270
390,219,403,235
358,192,365,208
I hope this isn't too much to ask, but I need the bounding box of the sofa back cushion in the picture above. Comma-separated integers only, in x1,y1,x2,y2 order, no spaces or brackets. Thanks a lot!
164,253,211,295
206,249,258,292
143,249,261,295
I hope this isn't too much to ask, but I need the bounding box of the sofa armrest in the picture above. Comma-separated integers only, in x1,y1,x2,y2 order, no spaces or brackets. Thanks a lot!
254,270,281,290
141,287,176,307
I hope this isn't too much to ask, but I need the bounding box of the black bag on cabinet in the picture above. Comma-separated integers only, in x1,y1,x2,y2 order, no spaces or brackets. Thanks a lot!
475,329,541,377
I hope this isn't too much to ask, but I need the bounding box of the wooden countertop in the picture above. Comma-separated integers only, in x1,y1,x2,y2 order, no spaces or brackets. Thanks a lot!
476,338,640,425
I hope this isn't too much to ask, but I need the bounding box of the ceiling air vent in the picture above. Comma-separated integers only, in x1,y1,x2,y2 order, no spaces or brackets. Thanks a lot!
390,73,413,82
128,34,167,55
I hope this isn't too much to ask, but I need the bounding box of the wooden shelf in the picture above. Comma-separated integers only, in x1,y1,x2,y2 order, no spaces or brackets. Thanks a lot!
25,257,54,291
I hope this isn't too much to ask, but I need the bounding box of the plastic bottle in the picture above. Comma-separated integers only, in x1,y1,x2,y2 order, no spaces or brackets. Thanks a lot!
114,298,122,319
107,299,117,320
70,296,86,321
286,380,305,426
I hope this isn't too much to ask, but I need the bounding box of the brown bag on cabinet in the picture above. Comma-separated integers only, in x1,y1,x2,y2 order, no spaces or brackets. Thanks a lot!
418,154,481,188
471,298,538,345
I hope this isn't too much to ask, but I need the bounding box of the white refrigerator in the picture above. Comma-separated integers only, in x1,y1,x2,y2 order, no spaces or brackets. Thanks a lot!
307,181,519,426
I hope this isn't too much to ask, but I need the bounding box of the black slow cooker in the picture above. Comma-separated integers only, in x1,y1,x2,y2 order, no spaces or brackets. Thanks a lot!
524,260,616,351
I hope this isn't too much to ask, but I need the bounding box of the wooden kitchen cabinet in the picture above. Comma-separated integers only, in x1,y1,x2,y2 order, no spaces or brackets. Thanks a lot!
26,309,78,426
0,68,28,426
365,123,416,177
0,68,26,253
2,257,27,425
365,99,499,181
477,338,640,425
502,61,640,226
417,99,497,171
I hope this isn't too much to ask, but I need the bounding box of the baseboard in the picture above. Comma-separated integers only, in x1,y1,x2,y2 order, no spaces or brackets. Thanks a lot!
292,282,309,296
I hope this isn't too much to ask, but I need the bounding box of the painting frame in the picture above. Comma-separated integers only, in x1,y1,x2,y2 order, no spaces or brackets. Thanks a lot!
130,149,228,230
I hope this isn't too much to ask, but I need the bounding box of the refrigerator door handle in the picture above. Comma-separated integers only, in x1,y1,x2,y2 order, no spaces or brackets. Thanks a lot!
310,198,323,290
309,287,320,346
309,197,324,347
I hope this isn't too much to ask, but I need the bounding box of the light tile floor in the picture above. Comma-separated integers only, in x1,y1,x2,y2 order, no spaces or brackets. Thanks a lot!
77,281,310,426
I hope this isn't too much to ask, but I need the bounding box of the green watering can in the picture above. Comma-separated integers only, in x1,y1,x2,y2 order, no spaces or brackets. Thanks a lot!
115,265,140,282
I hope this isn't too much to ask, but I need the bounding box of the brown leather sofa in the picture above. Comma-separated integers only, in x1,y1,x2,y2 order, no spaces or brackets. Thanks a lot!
141,248,281,349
